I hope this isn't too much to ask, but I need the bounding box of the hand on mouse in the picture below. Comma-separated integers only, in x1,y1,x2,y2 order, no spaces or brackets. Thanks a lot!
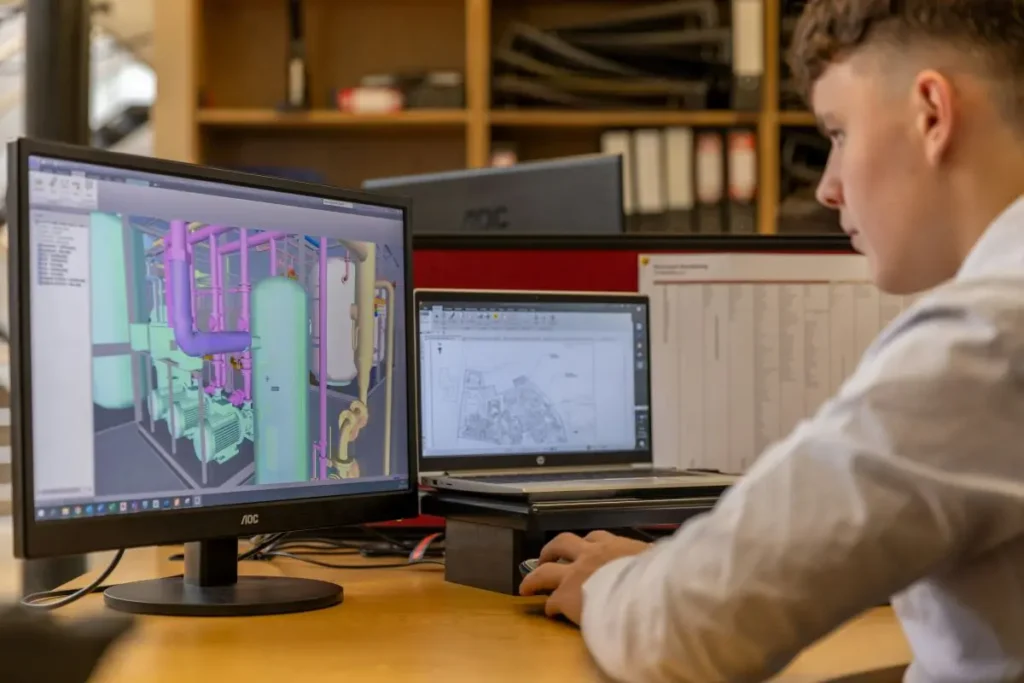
519,530,650,625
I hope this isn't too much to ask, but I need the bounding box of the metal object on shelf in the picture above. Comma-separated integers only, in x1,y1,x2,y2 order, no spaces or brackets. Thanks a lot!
490,2,735,111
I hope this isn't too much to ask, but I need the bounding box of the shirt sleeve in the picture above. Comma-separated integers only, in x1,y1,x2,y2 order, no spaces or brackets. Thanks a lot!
579,283,1024,683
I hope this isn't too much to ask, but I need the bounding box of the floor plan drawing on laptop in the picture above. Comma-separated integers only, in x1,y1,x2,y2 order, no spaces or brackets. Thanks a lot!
417,296,644,459
432,339,600,450
459,371,569,447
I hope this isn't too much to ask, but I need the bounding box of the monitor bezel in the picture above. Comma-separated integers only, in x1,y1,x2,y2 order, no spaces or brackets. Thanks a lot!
363,153,625,236
8,137,420,559
363,152,618,189
413,287,654,473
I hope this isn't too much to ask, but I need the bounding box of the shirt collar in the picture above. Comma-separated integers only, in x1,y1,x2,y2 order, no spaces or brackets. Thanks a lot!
957,195,1024,279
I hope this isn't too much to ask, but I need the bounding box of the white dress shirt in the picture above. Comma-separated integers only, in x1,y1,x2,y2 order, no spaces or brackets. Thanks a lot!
581,197,1024,683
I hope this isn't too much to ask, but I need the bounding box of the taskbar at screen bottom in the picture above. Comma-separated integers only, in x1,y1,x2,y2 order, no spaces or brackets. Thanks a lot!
34,475,410,522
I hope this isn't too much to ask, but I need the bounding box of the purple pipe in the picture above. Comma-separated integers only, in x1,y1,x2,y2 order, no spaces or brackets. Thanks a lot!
318,237,328,480
168,220,251,357
271,239,278,276
218,230,288,255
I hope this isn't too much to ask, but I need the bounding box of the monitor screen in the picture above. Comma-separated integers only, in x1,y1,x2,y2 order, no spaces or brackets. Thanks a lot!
416,294,650,460
26,154,410,522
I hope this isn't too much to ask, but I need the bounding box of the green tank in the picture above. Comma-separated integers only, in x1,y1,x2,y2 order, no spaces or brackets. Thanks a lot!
251,276,310,484
90,212,134,410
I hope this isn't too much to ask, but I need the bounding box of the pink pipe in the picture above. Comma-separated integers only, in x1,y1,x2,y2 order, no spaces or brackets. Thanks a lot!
148,224,231,257
318,237,328,480
218,230,288,255
239,228,253,402
209,234,225,387
187,224,234,244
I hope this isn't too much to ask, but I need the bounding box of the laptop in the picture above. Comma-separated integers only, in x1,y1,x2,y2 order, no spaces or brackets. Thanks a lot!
414,288,738,500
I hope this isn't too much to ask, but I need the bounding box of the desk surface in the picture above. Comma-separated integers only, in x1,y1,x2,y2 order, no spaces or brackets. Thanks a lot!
54,547,910,683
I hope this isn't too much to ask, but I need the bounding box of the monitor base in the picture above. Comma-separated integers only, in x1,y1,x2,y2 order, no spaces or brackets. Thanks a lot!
102,537,343,617
103,575,342,617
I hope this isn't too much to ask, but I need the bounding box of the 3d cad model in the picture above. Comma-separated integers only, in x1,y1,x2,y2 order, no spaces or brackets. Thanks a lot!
92,213,395,493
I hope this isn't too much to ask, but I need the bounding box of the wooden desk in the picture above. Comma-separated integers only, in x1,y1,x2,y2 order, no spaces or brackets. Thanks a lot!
54,547,910,683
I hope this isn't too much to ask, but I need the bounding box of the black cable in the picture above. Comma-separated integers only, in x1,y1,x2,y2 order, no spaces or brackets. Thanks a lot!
263,550,443,570
18,529,438,612
22,534,286,610
163,529,445,572
238,533,288,561
360,525,412,548
20,549,125,610
255,529,445,570
263,544,360,556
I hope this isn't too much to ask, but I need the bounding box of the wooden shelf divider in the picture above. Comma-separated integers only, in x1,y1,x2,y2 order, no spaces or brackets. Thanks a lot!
196,108,469,128
778,110,818,127
489,110,759,129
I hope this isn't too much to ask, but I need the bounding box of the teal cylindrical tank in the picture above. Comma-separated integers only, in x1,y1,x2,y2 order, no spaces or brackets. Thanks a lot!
90,212,134,409
251,276,310,484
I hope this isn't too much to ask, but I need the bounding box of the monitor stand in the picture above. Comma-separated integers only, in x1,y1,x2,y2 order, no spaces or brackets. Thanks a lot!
102,537,343,616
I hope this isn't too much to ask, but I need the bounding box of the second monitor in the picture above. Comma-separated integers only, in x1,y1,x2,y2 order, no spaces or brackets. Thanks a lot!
362,154,624,236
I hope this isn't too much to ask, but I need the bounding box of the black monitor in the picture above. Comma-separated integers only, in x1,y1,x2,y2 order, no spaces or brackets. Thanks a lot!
6,138,418,616
362,154,624,236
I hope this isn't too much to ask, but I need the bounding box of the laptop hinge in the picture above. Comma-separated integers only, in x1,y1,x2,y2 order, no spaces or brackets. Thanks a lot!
437,464,639,477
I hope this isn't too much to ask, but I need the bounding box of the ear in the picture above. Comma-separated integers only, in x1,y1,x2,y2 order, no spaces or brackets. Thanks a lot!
912,69,955,165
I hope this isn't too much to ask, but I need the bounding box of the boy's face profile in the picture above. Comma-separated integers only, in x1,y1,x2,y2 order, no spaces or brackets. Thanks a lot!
809,47,972,296
811,48,959,295
793,2,1024,297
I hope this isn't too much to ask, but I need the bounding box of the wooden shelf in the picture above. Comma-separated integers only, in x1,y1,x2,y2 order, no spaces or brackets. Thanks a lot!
152,0,824,232
778,110,817,127
489,110,759,128
196,108,469,128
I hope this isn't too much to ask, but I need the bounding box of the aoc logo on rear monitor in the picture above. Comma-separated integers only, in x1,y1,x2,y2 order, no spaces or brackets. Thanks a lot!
463,205,509,231
240,513,260,525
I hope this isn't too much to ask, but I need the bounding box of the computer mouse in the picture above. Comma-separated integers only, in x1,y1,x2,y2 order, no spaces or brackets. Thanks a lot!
519,558,540,577
519,558,572,577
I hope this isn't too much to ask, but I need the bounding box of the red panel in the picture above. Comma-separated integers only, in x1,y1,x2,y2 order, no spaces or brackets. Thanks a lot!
413,249,644,292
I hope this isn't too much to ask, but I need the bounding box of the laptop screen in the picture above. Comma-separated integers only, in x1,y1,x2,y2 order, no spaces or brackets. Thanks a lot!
416,292,651,465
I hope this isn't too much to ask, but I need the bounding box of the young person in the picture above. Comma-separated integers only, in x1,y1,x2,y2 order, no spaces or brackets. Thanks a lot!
519,2,1024,681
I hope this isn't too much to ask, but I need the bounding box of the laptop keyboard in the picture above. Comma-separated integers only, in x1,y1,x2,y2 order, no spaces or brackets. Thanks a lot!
461,468,683,484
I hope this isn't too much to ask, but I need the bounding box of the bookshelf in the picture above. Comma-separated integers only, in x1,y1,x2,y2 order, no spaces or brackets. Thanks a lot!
152,0,831,235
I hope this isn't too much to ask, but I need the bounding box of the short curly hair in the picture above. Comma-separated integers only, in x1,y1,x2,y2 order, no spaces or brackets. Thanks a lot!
787,0,1024,115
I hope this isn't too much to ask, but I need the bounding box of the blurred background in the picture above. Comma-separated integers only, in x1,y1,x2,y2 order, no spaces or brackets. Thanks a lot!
0,0,839,594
